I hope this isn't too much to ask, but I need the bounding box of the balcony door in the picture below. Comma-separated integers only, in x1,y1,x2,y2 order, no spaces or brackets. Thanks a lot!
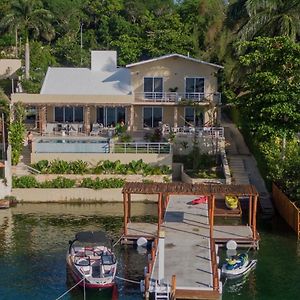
143,107,162,128
144,77,163,99
184,107,203,126
185,77,204,100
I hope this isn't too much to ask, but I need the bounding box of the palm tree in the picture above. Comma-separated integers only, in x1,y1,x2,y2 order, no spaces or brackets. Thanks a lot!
0,0,54,79
238,0,300,40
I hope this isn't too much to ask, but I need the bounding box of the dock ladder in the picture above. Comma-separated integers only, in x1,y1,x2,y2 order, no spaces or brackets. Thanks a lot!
154,280,171,300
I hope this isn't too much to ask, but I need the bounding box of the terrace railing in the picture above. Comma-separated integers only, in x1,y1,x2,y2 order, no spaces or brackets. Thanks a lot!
135,92,221,104
171,126,224,138
111,142,172,154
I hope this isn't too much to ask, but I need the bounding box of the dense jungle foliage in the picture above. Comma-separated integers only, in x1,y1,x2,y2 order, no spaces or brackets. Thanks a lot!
0,0,299,203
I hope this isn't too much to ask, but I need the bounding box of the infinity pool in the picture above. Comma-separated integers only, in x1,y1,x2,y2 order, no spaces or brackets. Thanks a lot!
35,138,110,153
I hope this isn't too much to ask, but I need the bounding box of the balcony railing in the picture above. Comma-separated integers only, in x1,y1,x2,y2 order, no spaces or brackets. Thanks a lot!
135,92,221,103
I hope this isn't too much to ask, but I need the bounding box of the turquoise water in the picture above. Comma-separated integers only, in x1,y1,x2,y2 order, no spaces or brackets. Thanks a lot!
0,203,299,300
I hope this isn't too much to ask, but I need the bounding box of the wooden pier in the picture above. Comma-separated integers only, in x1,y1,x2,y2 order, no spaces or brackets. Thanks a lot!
122,182,259,300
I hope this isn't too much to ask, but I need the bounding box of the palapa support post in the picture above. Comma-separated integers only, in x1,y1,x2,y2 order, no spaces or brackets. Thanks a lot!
128,193,131,222
158,193,163,232
249,195,253,226
253,195,258,240
144,273,150,300
171,275,176,299
123,192,128,236
208,196,213,239
211,195,215,232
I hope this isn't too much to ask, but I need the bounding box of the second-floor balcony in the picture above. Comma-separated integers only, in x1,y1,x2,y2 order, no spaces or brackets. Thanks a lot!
135,92,221,104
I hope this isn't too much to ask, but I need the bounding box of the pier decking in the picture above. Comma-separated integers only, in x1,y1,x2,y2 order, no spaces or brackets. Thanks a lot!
122,182,259,299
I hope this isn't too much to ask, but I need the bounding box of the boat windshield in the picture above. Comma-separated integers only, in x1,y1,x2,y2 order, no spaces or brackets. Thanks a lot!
74,257,90,266
102,254,116,265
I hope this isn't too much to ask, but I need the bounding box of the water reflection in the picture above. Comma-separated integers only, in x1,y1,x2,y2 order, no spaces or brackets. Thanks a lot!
0,203,153,300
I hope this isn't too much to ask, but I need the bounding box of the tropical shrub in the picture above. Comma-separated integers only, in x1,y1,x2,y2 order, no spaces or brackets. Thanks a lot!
31,159,171,176
39,177,76,188
13,176,76,188
80,178,125,189
12,175,38,188
9,102,26,165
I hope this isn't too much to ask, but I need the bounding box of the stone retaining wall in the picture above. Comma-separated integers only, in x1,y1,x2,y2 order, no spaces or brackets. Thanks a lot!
12,188,158,203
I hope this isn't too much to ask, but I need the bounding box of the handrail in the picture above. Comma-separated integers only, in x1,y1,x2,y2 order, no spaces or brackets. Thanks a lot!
171,126,224,138
26,165,41,174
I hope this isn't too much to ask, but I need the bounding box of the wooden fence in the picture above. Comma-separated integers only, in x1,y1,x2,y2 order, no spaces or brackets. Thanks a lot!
272,183,300,238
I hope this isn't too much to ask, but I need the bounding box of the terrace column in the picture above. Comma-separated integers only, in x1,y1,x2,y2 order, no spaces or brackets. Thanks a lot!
38,105,46,135
129,105,134,131
83,106,91,134
174,106,178,127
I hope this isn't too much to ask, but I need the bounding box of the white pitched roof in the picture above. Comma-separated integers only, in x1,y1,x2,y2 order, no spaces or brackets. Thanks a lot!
126,53,223,69
40,66,131,95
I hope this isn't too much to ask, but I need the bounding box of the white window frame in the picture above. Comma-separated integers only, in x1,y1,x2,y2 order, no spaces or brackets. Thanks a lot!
97,106,126,127
142,106,163,128
184,107,204,126
53,106,83,123
143,77,164,99
184,77,205,94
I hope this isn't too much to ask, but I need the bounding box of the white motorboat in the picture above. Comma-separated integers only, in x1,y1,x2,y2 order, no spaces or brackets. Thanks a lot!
67,231,117,289
221,253,257,278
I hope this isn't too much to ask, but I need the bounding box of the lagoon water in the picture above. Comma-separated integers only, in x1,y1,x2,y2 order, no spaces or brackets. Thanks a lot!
0,203,299,300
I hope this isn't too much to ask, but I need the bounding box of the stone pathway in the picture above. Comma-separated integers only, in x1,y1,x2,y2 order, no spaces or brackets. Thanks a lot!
221,114,274,217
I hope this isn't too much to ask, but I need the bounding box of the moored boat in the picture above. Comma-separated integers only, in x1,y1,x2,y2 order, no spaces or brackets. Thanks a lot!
225,195,238,209
221,253,257,278
67,231,117,289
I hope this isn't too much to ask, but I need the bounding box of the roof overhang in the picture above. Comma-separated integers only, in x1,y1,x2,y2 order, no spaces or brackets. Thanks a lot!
126,54,224,69
11,93,134,105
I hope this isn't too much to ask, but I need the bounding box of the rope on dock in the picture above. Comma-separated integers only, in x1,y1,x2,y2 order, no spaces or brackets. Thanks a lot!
55,277,85,300
113,234,124,247
115,275,141,284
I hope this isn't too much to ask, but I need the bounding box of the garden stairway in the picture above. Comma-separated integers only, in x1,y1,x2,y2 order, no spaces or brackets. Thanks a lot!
221,113,274,217
13,145,38,176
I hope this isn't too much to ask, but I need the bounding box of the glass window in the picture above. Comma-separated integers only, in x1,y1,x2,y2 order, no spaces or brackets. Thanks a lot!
116,107,125,124
65,107,73,122
144,77,163,99
185,78,195,93
144,78,153,93
185,107,195,125
54,107,63,122
153,107,162,127
97,107,104,124
143,107,162,128
195,78,204,93
106,107,116,127
74,107,83,122
185,107,204,126
143,107,152,128
185,77,204,94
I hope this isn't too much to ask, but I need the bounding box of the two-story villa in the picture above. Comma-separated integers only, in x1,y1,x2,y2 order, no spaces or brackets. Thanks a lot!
11,51,223,135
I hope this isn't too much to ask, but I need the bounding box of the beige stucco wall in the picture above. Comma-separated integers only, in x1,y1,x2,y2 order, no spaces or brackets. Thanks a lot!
130,56,219,96
11,93,134,105
31,152,172,166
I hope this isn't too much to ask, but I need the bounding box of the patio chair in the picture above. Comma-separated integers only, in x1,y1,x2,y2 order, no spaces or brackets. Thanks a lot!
68,124,78,135
90,123,103,136
45,123,56,135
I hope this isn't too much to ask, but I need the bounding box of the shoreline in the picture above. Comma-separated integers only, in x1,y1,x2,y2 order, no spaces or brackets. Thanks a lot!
12,188,157,203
